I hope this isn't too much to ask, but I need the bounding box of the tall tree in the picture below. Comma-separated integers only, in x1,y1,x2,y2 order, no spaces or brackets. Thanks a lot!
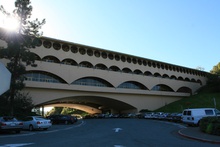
0,0,45,115
210,62,220,75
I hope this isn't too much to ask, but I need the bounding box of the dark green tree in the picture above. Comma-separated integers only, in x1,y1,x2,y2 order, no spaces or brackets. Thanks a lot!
0,0,45,115
210,62,220,75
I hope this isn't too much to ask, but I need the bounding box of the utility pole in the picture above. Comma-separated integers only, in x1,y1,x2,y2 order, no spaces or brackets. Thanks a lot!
213,97,216,109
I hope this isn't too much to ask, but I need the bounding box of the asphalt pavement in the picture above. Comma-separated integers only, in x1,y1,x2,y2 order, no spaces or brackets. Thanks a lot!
178,127,220,144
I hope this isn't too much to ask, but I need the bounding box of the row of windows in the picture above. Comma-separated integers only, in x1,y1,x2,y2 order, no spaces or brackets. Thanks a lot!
24,72,192,94
35,55,203,85
31,38,206,77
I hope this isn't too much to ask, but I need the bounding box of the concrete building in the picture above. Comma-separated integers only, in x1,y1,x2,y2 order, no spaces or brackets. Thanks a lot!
0,30,208,114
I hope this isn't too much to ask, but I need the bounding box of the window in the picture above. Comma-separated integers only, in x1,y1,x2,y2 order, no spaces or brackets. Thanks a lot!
205,110,214,115
183,111,191,116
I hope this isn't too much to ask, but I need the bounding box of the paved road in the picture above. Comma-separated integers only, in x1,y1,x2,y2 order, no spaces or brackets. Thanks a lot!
0,119,219,147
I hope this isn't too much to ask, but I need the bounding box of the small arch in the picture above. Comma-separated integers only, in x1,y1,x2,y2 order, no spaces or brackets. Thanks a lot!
79,61,93,68
185,77,190,82
122,68,132,74
79,48,86,55
169,65,172,71
165,65,168,70
132,58,137,64
157,63,160,69
154,72,161,78
127,57,131,63
144,71,153,76
138,59,142,65
25,70,67,84
95,64,108,70
61,59,77,66
33,38,42,47
152,62,156,68
197,79,202,85
94,51,100,57
71,45,78,53
101,52,107,59
87,49,93,56
72,77,114,87
162,74,169,79
53,42,61,50
32,53,41,61
143,60,147,66
151,84,174,92
43,40,52,49
117,81,148,90
62,44,70,52
109,66,121,72
134,69,143,75
170,75,177,80
191,78,196,82
178,76,184,81
42,56,60,63
115,55,120,61
121,56,126,62
177,87,192,94
108,53,114,60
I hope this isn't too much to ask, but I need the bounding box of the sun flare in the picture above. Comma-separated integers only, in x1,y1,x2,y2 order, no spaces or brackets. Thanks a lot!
0,14,19,31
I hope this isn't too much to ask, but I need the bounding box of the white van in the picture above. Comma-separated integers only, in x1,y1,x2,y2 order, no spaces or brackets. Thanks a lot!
181,108,220,126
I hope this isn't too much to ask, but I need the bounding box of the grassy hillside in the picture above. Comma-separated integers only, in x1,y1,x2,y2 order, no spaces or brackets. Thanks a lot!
156,78,220,113
155,92,220,113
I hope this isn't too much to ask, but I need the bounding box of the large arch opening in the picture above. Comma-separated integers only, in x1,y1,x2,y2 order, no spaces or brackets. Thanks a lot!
37,96,137,114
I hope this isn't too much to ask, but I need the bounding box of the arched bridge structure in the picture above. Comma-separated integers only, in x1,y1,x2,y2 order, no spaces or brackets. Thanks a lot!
0,32,208,114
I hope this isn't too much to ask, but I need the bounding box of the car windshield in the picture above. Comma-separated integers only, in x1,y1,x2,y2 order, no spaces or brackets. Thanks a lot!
215,109,220,115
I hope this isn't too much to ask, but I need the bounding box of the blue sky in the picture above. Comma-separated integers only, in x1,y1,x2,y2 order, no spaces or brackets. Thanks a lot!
1,0,220,72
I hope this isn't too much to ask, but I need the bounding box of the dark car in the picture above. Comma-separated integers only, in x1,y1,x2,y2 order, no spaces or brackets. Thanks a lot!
48,115,77,124
0,116,23,133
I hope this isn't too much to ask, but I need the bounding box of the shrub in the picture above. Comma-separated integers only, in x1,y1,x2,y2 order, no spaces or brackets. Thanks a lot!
199,116,220,136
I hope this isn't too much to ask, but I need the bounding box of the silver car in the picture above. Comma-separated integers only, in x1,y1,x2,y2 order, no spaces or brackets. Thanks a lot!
22,116,52,131
0,116,23,133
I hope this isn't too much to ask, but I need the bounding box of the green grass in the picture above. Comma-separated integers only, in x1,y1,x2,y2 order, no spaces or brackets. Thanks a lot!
155,92,220,113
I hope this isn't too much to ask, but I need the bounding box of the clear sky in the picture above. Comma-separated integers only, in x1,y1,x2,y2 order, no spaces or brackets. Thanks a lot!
1,0,220,72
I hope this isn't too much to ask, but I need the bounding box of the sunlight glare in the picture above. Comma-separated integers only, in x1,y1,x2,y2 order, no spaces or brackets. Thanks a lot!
1,16,19,31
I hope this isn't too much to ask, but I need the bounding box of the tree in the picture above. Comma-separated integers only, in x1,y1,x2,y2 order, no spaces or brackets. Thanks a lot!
210,62,220,75
0,0,45,115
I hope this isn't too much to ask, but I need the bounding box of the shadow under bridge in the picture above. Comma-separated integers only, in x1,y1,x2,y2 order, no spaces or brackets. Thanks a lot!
39,96,137,114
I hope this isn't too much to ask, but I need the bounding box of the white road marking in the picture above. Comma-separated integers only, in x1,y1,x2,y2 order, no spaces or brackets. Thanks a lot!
113,128,122,133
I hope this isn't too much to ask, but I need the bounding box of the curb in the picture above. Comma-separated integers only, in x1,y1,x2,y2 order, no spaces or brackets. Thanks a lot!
178,129,220,144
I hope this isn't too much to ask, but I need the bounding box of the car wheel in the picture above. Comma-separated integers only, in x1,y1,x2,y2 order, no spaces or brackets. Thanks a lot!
29,125,34,131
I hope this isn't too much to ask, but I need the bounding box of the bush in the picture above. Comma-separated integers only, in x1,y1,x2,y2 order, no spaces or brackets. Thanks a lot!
199,116,220,136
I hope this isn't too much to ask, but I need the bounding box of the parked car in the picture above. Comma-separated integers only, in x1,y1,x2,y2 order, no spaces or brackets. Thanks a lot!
47,115,77,124
171,113,182,122
0,116,23,133
22,116,52,131
182,108,220,126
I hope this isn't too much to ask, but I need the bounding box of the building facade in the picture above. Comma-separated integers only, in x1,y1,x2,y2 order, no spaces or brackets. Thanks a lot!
0,31,208,114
